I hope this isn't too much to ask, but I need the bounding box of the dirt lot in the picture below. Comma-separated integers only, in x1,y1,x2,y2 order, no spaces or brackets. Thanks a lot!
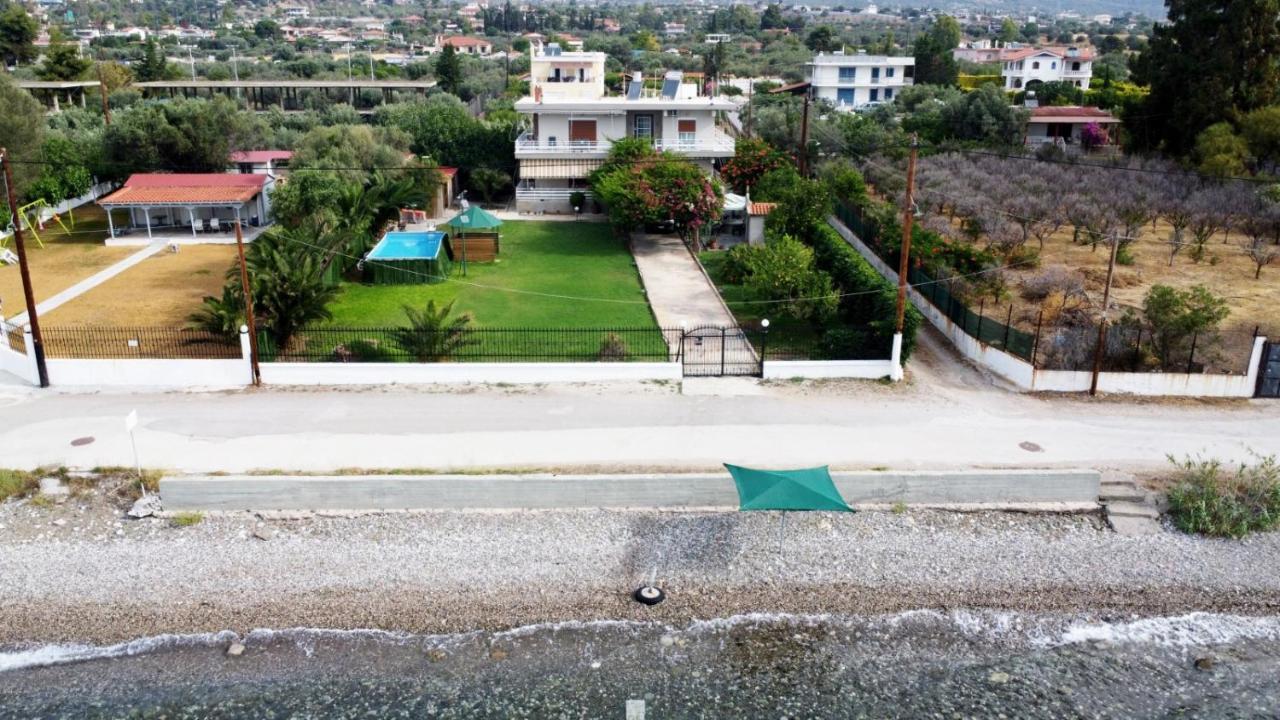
42,245,236,326
0,207,134,317
995,221,1276,372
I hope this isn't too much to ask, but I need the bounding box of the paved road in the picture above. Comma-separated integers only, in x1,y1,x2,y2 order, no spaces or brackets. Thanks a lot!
0,330,1275,474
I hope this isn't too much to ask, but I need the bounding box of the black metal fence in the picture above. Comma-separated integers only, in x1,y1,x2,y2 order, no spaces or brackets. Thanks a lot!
38,327,242,359
835,201,1036,362
26,323,894,368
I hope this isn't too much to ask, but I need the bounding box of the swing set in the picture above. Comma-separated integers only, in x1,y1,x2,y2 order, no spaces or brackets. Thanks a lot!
2,199,76,250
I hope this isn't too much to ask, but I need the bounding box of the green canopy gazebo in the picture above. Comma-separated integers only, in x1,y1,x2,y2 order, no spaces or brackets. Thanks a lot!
442,205,503,274
725,464,854,512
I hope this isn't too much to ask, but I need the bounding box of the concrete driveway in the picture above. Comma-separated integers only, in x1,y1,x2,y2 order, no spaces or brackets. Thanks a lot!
631,234,738,329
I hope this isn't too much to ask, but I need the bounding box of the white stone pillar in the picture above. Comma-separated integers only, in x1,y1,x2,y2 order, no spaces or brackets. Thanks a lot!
890,332,904,382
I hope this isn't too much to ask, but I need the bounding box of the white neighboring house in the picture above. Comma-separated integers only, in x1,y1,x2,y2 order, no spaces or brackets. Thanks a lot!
806,50,915,110
1001,46,1094,91
513,46,736,213
227,150,293,219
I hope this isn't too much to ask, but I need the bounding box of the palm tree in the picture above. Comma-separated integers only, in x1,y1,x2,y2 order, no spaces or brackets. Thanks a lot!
186,285,244,344
390,300,476,362
241,228,340,349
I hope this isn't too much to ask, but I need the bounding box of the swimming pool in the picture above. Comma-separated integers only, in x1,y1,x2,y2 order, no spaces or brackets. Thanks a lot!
367,231,447,261
364,231,453,284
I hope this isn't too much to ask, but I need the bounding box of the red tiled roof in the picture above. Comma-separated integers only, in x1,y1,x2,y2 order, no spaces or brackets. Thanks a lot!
1029,106,1119,121
1001,46,1096,62
749,202,777,216
99,174,266,206
769,81,810,94
228,150,294,163
442,36,491,47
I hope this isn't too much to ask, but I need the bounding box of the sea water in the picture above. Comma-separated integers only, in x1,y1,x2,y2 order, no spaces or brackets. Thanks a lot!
2,611,1280,719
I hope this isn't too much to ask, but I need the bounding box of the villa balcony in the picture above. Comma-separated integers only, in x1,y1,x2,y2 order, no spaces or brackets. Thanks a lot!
514,130,735,159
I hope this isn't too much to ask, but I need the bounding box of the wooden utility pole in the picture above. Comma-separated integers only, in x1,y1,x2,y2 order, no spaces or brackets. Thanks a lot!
1,148,49,387
234,219,261,386
1089,234,1120,396
97,64,111,125
895,134,919,334
797,93,811,177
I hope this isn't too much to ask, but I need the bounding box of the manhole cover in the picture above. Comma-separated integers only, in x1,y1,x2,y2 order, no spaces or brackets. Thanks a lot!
70,436,95,447
1019,441,1044,453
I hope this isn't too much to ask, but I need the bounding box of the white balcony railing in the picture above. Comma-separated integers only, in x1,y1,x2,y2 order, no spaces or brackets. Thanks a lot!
515,131,734,157
515,133,608,154
515,187,594,202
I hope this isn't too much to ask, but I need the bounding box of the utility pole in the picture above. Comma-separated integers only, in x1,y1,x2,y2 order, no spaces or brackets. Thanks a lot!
1089,233,1120,396
894,134,919,335
234,219,261,386
797,93,811,177
96,63,111,125
1,148,49,387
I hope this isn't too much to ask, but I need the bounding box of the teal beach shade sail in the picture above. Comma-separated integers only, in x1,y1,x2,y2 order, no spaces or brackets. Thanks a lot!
725,464,854,512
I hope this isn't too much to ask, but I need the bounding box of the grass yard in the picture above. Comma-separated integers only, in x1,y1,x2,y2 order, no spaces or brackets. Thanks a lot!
43,245,237,326
0,206,135,317
327,221,657,328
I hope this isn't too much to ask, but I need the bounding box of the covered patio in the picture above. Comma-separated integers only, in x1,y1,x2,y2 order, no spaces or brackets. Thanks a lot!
97,174,272,246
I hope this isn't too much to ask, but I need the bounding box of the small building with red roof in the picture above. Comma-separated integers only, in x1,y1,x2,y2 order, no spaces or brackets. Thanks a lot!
97,174,271,242
438,35,492,56
1025,106,1120,147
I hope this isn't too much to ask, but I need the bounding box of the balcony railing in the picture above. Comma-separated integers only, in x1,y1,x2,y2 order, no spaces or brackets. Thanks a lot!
515,187,595,201
515,131,734,157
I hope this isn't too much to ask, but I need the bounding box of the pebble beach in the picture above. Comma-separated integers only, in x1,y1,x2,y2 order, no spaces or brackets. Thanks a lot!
2,488,1280,645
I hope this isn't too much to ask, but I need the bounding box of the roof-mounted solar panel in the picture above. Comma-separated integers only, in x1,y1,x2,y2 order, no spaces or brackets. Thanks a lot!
661,71,682,99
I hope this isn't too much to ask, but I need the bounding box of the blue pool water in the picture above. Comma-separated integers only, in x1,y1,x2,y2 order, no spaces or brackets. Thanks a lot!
367,231,446,261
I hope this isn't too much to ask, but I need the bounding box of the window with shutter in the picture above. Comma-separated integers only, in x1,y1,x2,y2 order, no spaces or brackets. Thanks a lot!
677,119,696,144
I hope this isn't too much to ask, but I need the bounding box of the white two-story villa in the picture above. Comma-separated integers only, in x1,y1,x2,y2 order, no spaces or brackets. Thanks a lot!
805,50,915,110
1001,46,1093,91
513,45,736,213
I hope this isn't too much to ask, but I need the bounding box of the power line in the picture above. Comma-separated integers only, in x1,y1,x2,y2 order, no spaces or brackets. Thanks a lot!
267,224,1039,307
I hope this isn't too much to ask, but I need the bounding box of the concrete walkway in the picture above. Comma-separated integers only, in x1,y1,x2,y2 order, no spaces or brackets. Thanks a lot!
631,233,738,329
8,241,165,326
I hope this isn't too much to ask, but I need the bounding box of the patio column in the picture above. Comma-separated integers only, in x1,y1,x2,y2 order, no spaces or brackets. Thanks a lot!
144,207,152,239
188,206,198,238
106,208,115,238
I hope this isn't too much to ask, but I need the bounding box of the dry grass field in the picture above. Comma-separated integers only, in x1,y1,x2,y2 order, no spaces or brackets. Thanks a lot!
43,245,236,326
0,207,135,317
999,221,1276,372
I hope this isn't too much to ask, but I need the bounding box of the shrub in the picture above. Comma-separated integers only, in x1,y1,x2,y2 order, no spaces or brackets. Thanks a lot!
819,327,871,360
808,224,922,360
1021,266,1085,301
1035,142,1068,163
597,333,629,361
1166,455,1280,538
739,236,838,322
1116,243,1136,266
334,339,393,362
0,470,38,502
568,190,587,213
391,300,477,362
1142,284,1229,371
171,511,205,528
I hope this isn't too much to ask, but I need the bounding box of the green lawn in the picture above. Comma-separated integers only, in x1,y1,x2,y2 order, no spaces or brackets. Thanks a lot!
328,220,657,328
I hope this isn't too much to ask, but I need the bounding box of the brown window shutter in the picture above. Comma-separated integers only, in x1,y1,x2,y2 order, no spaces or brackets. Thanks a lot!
677,119,696,133
568,120,597,143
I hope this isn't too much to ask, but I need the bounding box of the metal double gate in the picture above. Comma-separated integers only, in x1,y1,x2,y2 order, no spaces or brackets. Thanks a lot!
1258,342,1280,398
679,325,762,377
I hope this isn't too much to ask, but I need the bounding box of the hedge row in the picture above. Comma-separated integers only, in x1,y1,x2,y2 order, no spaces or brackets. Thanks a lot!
809,222,922,361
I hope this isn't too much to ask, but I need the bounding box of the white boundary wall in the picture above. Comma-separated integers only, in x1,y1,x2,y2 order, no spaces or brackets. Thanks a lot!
0,325,40,385
828,215,1270,398
259,361,682,386
763,359,896,380
46,358,253,388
